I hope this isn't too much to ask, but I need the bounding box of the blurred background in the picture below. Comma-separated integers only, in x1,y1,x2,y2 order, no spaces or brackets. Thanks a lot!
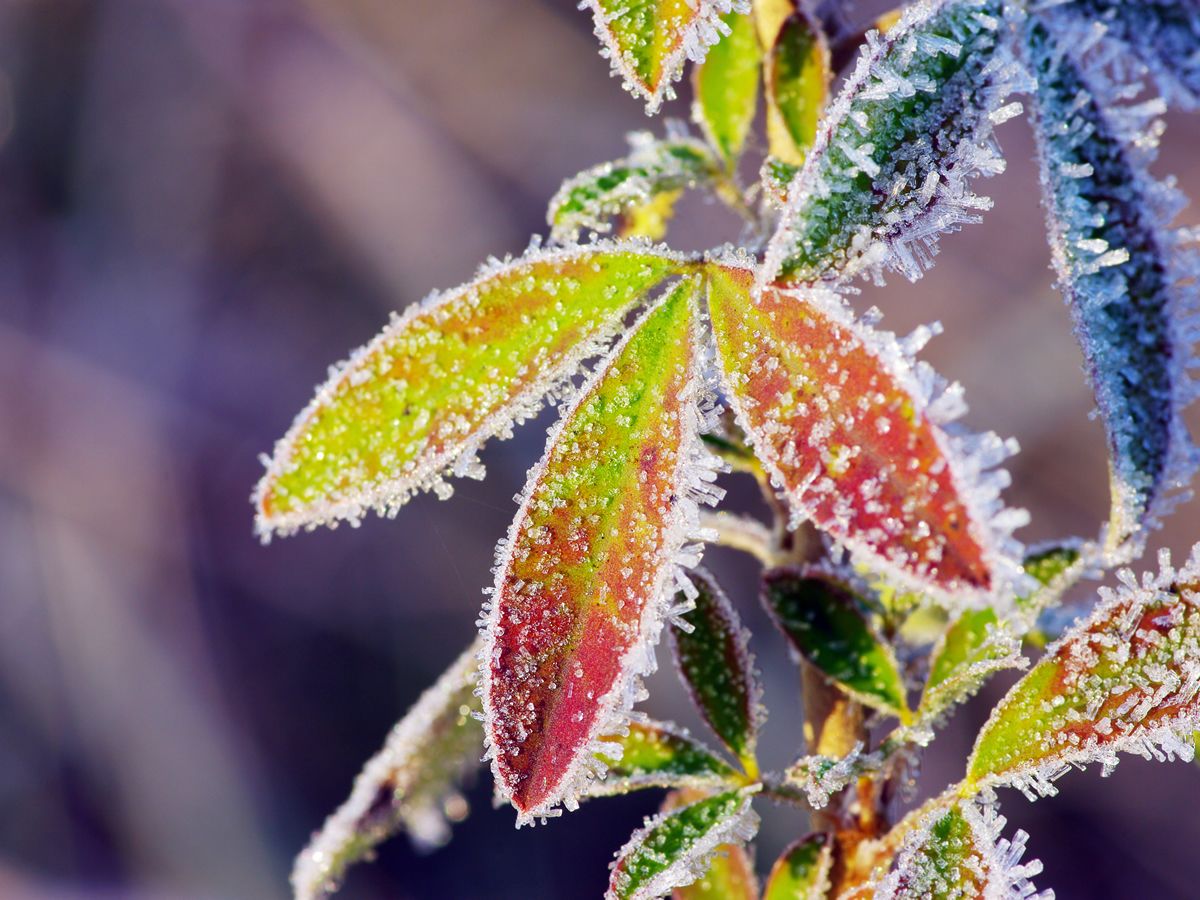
1,0,1199,897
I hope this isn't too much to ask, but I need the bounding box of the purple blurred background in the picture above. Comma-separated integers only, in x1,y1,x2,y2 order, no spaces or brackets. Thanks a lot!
1,1,1199,897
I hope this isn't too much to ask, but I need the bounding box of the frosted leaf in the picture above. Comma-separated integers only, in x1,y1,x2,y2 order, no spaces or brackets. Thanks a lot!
482,277,722,822
708,263,1030,607
967,545,1200,799
692,9,762,170
865,796,1052,900
663,788,760,900
548,133,720,243
291,639,484,900
584,0,752,114
608,788,760,900
584,720,739,798
762,566,911,720
762,0,1032,286
765,6,832,165
761,156,801,208
670,568,765,769
763,833,834,900
1023,16,1200,559
1053,0,1200,111
255,242,685,540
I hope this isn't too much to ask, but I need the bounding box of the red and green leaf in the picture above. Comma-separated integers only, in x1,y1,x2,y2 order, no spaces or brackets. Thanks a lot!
583,0,750,113
255,244,683,539
762,566,910,720
763,833,833,900
670,569,763,770
291,640,484,900
967,548,1200,798
608,789,759,900
765,6,830,165
708,263,1027,606
693,9,761,170
482,277,714,821
587,721,738,797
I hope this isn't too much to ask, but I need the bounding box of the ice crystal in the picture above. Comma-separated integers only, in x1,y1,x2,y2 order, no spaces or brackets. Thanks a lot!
1054,0,1200,111
291,640,483,900
762,0,1032,287
481,278,725,823
709,263,1030,607
548,130,718,243
583,0,752,114
1024,14,1200,558
584,719,738,798
967,546,1200,798
255,241,685,540
869,796,1051,900
607,788,760,900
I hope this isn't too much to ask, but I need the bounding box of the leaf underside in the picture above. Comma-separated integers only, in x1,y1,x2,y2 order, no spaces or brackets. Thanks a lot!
708,263,1023,604
483,277,707,821
256,244,681,539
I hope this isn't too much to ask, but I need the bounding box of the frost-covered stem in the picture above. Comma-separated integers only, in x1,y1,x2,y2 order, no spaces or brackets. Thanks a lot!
800,664,866,827
700,510,782,566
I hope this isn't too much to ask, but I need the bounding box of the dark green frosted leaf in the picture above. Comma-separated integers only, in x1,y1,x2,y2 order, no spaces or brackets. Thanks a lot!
671,569,763,770
761,566,910,720
608,789,759,900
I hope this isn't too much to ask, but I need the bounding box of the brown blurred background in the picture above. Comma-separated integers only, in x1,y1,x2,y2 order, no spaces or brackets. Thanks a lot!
1,0,1199,897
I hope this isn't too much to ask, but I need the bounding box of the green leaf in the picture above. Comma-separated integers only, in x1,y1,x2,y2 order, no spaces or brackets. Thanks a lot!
1025,16,1198,557
291,639,484,900
765,7,830,165
255,243,684,539
762,833,833,900
482,277,713,821
670,569,763,771
608,789,760,900
763,0,1026,285
693,9,761,170
587,721,739,797
548,137,719,243
762,566,910,720
664,789,759,900
583,0,750,113
966,548,1200,798
708,262,1027,606
867,799,1048,899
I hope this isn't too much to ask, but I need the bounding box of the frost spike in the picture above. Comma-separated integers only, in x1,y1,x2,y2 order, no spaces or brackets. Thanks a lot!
707,263,1028,606
607,789,760,900
967,546,1200,798
865,797,1051,899
1024,16,1199,558
482,276,716,822
762,0,1030,286
664,788,760,900
256,242,685,540
669,568,764,770
693,9,762,170
291,639,484,900
585,720,739,798
762,833,833,900
583,0,752,114
765,6,831,166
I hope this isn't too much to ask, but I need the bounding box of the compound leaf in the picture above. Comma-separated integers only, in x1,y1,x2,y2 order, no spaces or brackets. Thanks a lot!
693,9,762,170
967,548,1200,799
549,136,720,243
866,799,1048,899
291,639,484,900
608,789,759,900
482,278,715,821
708,263,1027,606
587,721,738,797
255,243,683,539
765,7,831,165
584,0,750,113
670,569,763,770
762,566,909,719
763,0,1028,286
1025,17,1198,557
763,833,833,900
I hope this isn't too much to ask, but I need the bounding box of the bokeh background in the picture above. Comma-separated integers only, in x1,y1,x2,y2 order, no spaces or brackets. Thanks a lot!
2,0,1200,897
